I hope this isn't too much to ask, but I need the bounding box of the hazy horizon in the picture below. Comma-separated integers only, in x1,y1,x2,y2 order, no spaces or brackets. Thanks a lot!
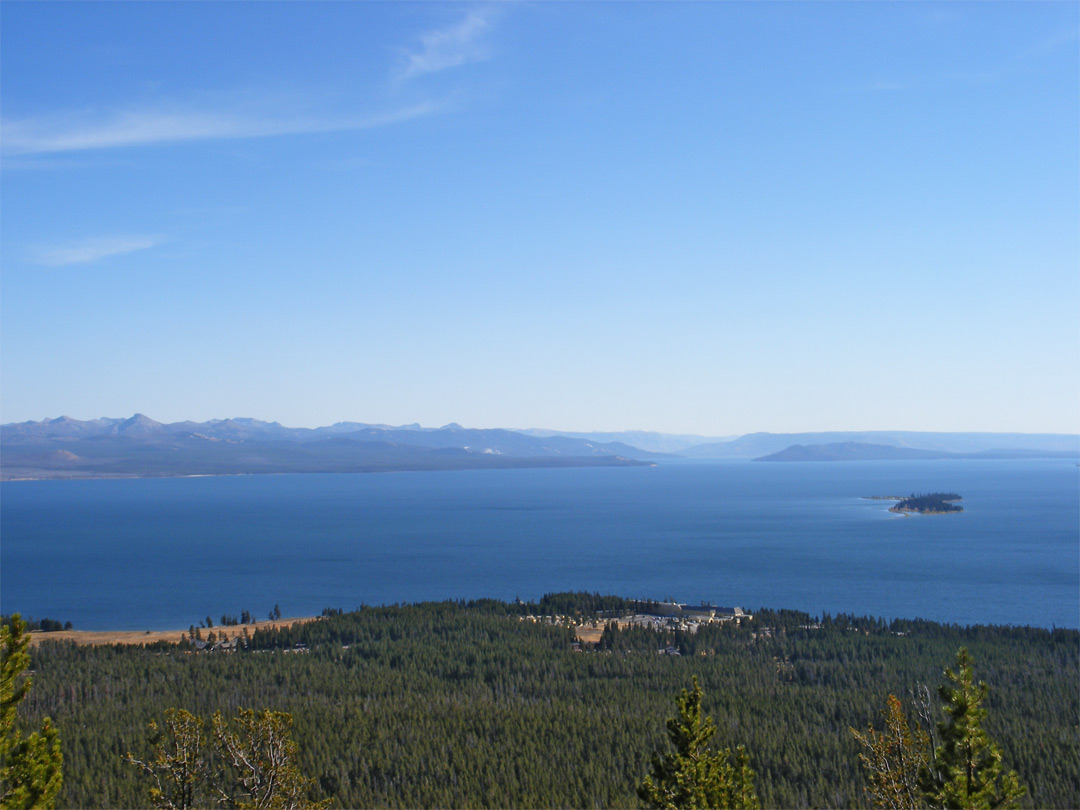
4,410,1078,441
3,3,1077,435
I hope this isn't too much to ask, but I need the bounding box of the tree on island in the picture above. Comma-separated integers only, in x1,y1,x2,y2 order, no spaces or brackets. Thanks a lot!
1,615,63,809
639,677,759,810
892,493,963,514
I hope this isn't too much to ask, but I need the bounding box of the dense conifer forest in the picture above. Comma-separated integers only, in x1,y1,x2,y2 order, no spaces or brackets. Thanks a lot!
14,596,1079,809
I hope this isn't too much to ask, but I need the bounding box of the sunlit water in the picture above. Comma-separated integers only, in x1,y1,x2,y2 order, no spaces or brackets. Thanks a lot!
2,459,1076,630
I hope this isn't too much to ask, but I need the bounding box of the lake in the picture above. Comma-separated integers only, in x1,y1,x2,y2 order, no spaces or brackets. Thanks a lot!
2,459,1077,630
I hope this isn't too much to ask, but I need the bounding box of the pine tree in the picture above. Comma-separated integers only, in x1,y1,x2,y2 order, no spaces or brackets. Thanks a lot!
923,648,1025,810
852,694,929,810
125,709,207,810
0,615,63,809
638,677,759,810
211,708,331,809
129,707,330,809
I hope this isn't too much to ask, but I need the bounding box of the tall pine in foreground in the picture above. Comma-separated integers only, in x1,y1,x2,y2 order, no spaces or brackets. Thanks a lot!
0,615,63,809
923,648,1025,810
639,676,759,810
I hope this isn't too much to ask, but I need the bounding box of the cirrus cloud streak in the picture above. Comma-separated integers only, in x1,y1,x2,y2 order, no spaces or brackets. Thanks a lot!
398,8,499,80
28,235,166,267
1,100,447,157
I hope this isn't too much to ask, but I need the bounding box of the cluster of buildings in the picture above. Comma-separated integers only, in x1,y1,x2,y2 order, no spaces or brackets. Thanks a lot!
525,602,754,652
611,603,752,635
190,636,242,653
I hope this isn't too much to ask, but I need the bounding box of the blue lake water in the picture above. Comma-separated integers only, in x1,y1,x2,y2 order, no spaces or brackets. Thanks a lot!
1,459,1077,630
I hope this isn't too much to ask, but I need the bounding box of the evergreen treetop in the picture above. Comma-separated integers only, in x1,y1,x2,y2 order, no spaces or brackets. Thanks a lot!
0,615,63,810
924,648,1025,810
639,676,759,810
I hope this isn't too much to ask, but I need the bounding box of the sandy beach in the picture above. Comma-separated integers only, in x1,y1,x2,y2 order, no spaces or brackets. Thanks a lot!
27,616,321,647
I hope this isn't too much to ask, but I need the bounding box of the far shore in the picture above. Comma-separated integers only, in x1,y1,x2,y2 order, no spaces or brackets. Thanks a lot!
27,615,321,647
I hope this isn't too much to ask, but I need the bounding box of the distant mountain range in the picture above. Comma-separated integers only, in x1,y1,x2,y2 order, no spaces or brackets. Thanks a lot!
0,415,671,480
1,416,1075,480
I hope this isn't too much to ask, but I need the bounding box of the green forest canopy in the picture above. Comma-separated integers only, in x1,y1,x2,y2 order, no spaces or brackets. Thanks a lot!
14,595,1079,809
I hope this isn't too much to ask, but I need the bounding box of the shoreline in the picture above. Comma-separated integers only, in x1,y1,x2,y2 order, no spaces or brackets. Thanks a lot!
1,458,656,483
23,604,1079,642
888,505,963,515
27,615,322,647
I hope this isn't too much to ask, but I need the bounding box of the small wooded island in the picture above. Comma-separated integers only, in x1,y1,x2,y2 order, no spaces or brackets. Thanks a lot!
867,492,963,514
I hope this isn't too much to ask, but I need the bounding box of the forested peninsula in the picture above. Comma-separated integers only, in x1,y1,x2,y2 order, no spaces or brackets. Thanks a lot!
8,595,1077,809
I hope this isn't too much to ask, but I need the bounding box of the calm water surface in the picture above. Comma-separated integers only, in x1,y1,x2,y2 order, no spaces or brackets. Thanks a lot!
2,459,1077,630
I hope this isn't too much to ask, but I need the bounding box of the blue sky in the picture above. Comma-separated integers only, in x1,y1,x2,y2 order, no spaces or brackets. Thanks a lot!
2,2,1077,434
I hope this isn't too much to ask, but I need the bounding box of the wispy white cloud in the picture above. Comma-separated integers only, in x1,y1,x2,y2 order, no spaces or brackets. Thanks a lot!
1,100,446,157
28,235,165,267
399,8,498,80
1,11,491,160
